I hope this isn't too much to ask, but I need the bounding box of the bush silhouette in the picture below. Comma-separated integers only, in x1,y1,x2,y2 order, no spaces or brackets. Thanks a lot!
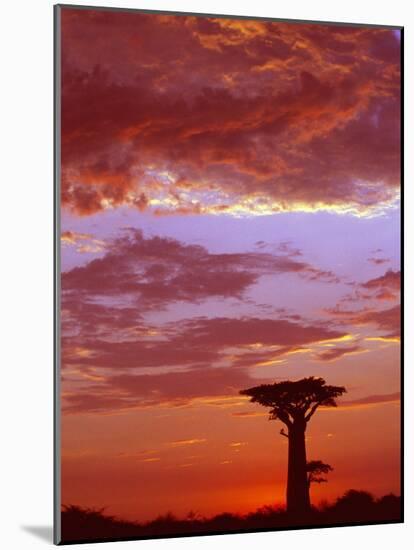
61,491,401,543
307,460,333,488
334,490,375,512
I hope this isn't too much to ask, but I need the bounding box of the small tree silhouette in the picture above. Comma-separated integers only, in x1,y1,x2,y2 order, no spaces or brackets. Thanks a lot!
240,377,346,514
307,460,333,488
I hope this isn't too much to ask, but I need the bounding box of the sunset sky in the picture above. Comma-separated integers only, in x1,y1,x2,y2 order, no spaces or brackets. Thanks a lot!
59,7,401,522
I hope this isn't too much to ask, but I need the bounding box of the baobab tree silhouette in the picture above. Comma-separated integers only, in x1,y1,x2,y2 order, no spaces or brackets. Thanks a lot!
307,460,333,489
240,377,346,515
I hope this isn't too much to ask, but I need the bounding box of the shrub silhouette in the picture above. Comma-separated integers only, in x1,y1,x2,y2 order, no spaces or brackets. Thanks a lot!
307,460,333,488
61,491,401,543
333,490,375,514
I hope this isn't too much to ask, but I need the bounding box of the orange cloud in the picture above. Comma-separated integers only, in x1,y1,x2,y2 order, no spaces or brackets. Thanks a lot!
168,439,207,447
231,411,267,418
61,230,105,253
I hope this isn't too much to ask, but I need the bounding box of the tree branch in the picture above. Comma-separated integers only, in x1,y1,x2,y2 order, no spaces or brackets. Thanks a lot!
276,408,293,427
280,428,289,438
305,401,321,422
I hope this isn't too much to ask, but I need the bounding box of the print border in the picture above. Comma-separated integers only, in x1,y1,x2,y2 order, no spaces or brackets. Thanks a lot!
53,4,404,544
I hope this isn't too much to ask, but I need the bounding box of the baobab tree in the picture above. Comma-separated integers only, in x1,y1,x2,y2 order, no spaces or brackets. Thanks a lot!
240,377,346,515
307,460,333,489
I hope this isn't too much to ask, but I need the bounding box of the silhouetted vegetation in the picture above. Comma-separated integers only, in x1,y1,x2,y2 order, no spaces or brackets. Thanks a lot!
61,491,401,543
240,377,346,513
307,460,333,488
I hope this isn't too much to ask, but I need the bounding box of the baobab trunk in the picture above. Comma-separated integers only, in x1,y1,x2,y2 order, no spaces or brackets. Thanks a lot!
286,420,310,514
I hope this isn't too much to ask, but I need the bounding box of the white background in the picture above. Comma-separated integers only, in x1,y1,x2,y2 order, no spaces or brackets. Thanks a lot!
0,0,411,547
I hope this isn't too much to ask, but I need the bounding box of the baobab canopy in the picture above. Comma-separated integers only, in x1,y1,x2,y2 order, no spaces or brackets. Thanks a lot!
240,376,347,425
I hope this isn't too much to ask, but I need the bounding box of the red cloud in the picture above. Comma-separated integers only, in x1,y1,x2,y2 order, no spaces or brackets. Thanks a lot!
61,311,346,413
62,315,345,414
62,364,254,414
361,269,400,301
60,9,401,217
60,229,347,415
314,344,363,362
62,229,340,312
354,304,400,338
176,317,343,349
63,315,345,371
338,269,400,304
327,303,400,339
61,299,144,339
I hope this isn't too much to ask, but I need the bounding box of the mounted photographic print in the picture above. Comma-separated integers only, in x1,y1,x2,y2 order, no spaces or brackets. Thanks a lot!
54,4,403,545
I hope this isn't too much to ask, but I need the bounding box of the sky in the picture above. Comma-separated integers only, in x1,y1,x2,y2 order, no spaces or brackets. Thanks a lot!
59,7,401,522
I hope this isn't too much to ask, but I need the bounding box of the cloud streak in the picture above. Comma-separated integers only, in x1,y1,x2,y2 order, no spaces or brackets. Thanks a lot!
338,392,400,409
314,344,364,362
